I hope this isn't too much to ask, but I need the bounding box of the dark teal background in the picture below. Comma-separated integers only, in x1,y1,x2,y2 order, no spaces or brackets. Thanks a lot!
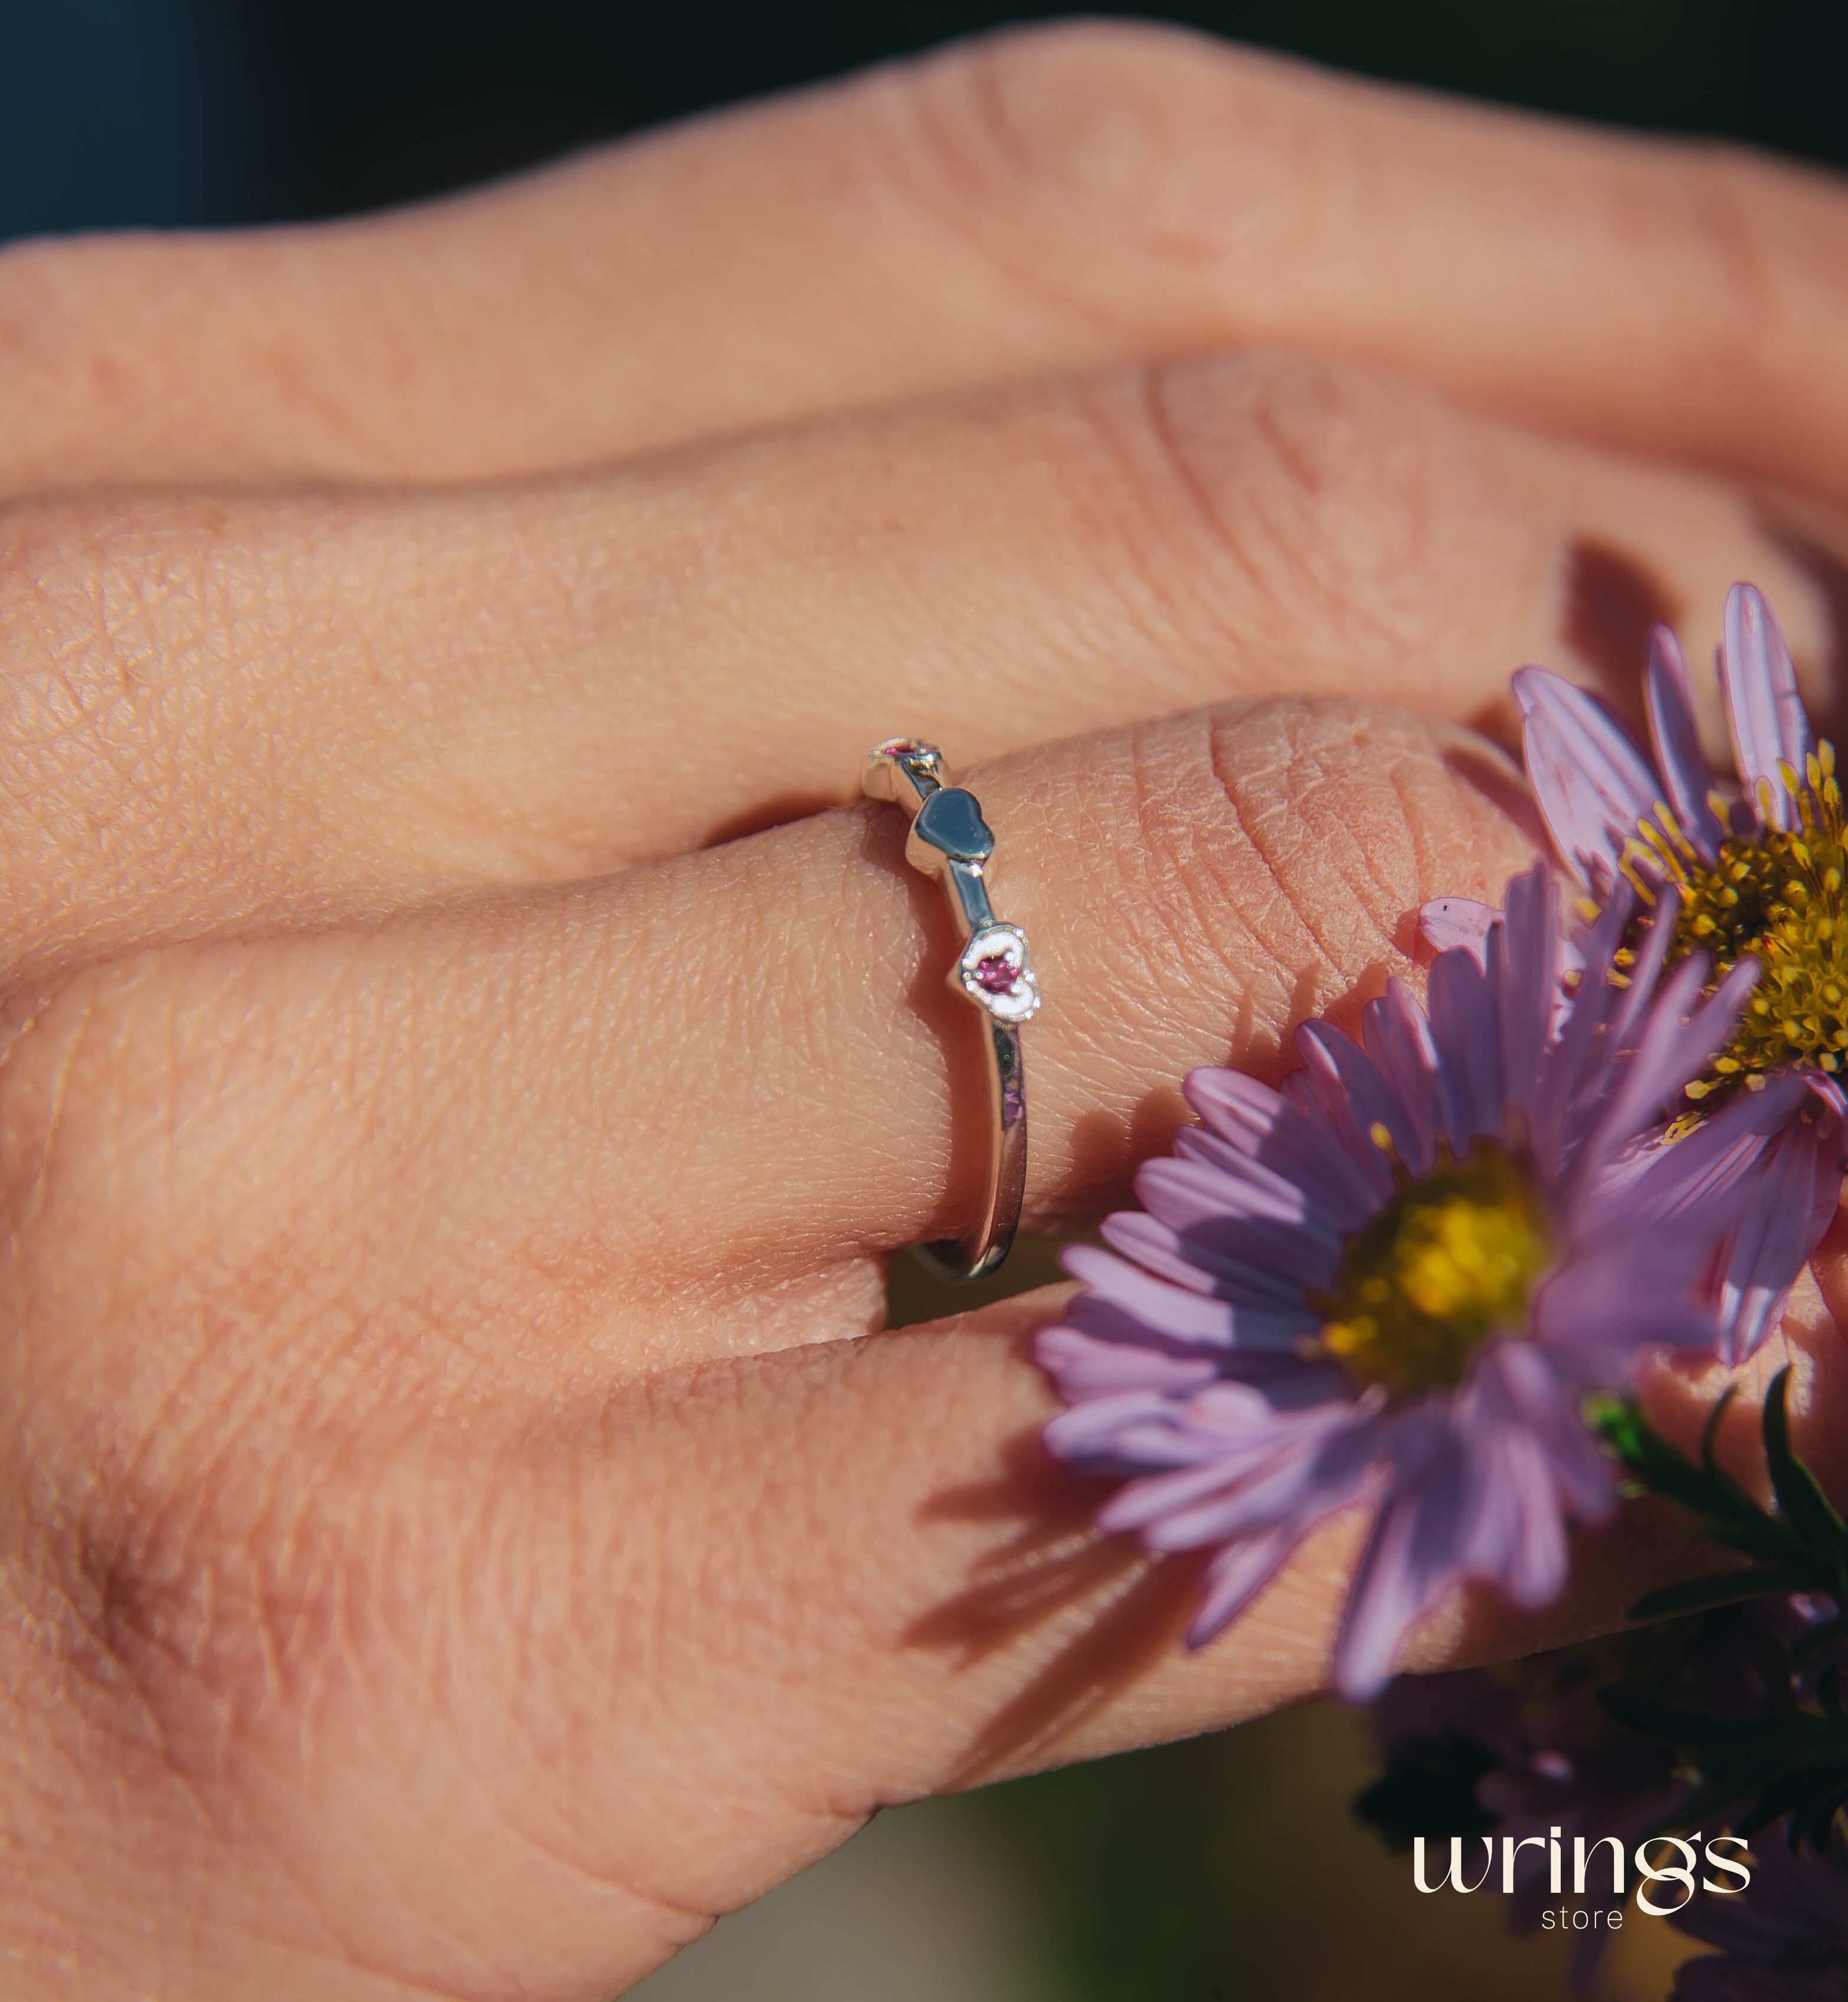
4,1,1844,242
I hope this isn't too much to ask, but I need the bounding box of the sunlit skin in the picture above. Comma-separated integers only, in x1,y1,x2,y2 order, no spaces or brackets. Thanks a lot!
4,21,1848,2001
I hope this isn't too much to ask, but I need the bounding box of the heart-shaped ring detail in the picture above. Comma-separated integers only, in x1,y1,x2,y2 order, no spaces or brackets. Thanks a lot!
861,737,1034,1282
907,786,996,871
954,923,1040,1023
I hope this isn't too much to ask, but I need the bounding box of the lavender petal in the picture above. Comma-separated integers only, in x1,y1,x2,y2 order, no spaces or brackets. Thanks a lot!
1644,623,1724,860
1425,942,1506,1151
1721,581,1812,833
1296,1020,1424,1175
1492,867,1559,1117
1515,666,1660,879
1362,979,1443,1175
1580,955,1757,1174
1419,896,1498,967
1098,1209,1316,1312
1714,1115,1847,1364
1531,1233,1721,1379
1034,1323,1222,1403
1182,1066,1384,1227
1185,1526,1300,1646
1333,1410,1467,1701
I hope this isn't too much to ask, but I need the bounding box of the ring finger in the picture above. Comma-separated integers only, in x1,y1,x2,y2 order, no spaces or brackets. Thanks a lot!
4,693,1537,1429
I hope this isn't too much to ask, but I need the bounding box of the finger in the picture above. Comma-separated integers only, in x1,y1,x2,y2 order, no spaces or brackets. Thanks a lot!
4,24,1848,499
533,1290,1742,1872
6,347,1843,972
41,1285,1774,1999
4,699,1538,1410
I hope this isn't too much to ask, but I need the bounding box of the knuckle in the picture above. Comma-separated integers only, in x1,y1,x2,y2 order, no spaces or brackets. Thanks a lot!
19,1446,353,1772
1125,700,1402,986
1091,700,1531,1055
874,19,1252,295
1060,351,1482,662
0,965,368,1761
943,16,1231,162
1673,142,1811,391
0,951,410,1788
1156,352,1447,630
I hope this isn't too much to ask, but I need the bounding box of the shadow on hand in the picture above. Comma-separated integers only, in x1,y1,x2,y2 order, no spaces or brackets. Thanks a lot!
905,1385,1210,1787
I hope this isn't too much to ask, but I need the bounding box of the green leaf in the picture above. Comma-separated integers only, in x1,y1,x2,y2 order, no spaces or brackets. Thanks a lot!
1614,1694,1848,1853
1761,1366,1847,1564
1629,1568,1813,1623
1576,1380,1848,1847
1699,1383,1741,1477
1595,1395,1766,1536
1599,1686,1791,1748
1599,1384,1848,1621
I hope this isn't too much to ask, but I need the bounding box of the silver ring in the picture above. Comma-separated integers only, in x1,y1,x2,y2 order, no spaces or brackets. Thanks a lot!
864,739,1038,1283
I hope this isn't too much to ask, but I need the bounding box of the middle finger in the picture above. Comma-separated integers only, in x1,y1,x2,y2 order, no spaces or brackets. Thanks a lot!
1,345,1837,973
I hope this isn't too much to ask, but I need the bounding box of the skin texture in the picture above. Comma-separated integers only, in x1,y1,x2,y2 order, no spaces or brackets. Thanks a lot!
1,20,1847,2000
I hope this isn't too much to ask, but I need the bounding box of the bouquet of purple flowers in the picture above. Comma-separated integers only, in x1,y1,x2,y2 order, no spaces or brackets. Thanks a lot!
1036,586,1848,1995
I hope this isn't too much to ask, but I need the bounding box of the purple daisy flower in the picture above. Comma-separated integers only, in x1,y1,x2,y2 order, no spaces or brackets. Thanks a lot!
1037,866,1781,1701
1426,584,1848,1361
1670,1820,1848,2001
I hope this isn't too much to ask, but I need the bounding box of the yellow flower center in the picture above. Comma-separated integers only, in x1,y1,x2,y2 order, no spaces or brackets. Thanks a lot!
1313,1140,1554,1396
1622,743,1848,1108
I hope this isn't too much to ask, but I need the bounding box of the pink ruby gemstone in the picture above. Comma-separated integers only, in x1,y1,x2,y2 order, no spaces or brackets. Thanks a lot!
973,953,1020,995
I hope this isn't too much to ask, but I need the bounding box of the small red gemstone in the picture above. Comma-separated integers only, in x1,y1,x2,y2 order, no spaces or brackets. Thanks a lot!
973,953,1020,995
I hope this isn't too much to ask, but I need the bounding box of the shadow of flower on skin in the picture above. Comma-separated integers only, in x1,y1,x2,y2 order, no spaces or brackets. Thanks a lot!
904,1395,1210,1785
894,1075,1848,1801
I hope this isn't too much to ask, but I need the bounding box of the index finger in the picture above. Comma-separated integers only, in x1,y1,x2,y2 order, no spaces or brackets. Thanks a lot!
2,23,1846,497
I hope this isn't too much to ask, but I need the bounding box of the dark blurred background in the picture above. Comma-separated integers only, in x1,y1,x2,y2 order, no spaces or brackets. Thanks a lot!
7,4,1840,1997
5,0,1848,245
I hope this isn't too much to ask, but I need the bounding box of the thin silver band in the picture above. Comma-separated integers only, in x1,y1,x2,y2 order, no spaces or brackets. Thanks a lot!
863,739,1038,1283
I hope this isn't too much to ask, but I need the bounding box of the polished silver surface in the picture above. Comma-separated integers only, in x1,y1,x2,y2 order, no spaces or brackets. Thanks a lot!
864,738,1037,1282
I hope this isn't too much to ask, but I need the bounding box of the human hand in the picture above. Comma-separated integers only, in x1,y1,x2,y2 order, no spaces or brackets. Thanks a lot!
4,24,1848,1998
